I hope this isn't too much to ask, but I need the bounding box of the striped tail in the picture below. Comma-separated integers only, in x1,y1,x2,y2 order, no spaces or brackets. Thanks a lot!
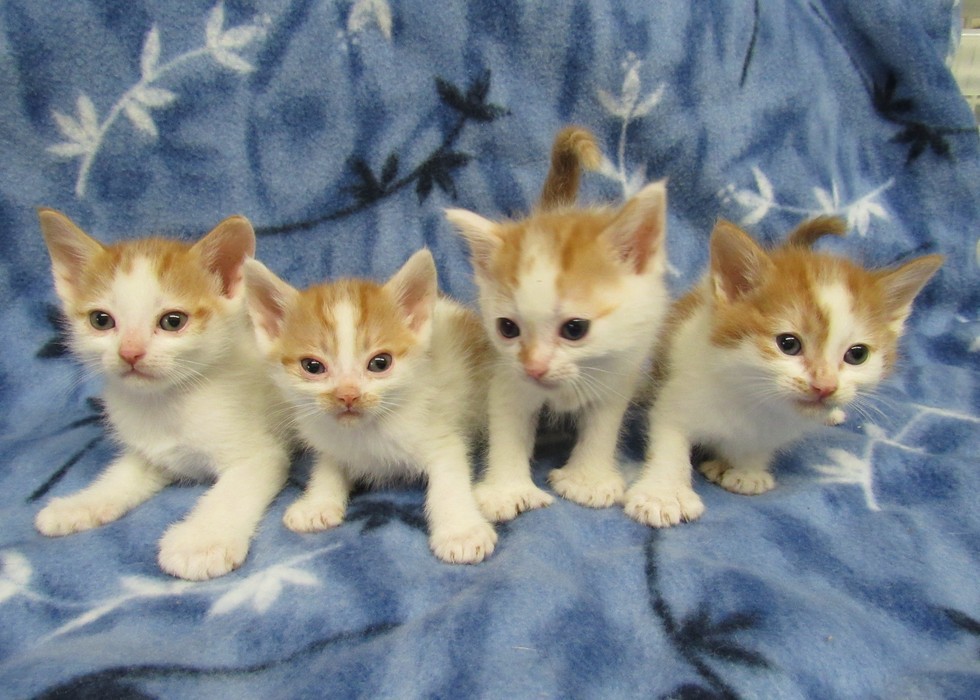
785,216,848,248
538,126,602,211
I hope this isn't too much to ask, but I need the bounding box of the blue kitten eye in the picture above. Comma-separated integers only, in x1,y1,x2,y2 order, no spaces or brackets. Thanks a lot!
301,358,326,375
496,318,520,339
89,310,115,330
776,333,802,356
560,318,590,341
367,353,392,373
843,344,869,365
159,311,188,332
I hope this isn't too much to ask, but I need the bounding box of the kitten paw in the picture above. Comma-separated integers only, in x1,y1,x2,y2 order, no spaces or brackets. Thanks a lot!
473,481,554,522
700,460,775,495
35,497,126,536
547,468,625,509
825,407,847,426
430,521,498,564
624,484,704,528
282,499,346,533
158,521,249,581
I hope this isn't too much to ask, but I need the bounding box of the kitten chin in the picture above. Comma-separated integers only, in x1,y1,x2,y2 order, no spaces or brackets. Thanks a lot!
625,216,942,528
446,126,672,521
35,210,290,581
243,249,498,565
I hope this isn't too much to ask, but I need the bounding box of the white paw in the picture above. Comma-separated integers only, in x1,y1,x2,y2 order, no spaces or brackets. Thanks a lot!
825,407,846,426
624,483,704,528
282,498,346,533
700,460,775,495
35,496,126,536
473,481,554,522
548,467,625,508
158,520,250,581
430,521,498,564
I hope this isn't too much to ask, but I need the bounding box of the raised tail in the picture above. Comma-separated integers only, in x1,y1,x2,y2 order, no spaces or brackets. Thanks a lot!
538,126,602,211
785,215,848,248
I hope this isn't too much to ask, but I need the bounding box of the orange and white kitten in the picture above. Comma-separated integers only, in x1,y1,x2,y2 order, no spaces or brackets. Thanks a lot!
35,210,290,580
625,217,943,527
445,126,670,521
243,249,497,564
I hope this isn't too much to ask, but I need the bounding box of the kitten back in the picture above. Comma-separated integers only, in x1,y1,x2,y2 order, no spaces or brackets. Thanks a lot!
538,126,602,211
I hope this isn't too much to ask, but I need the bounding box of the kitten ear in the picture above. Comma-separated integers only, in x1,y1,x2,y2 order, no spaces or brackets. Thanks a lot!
242,258,298,349
709,219,773,303
876,254,944,329
193,215,256,298
444,208,501,274
601,178,667,274
385,249,437,334
37,208,105,302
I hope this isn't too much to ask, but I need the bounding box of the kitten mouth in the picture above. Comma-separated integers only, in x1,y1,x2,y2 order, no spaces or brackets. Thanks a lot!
121,367,155,380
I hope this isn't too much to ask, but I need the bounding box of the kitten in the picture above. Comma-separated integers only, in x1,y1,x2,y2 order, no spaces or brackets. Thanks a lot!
243,249,497,564
35,210,290,580
445,126,670,521
625,216,943,527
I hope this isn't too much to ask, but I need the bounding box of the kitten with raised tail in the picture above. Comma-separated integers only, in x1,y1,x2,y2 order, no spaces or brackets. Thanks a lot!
445,126,670,521
625,216,943,527
243,249,497,564
35,210,290,580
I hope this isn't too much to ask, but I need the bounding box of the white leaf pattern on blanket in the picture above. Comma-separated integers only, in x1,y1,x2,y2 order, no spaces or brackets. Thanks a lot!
209,563,320,616
719,167,893,236
0,551,32,605
596,53,665,198
46,2,268,198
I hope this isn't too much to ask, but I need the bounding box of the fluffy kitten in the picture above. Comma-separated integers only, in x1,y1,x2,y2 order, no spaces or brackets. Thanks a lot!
35,210,290,580
625,216,943,527
243,249,497,564
445,126,670,521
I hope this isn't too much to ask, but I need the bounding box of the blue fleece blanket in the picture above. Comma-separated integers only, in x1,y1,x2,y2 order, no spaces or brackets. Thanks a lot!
1,1,978,697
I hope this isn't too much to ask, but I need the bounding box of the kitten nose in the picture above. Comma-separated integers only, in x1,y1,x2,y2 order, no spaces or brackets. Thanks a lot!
118,344,146,367
809,382,837,401
335,387,360,409
523,362,549,381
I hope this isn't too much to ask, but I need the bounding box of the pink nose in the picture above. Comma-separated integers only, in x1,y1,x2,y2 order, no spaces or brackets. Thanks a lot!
809,383,837,401
119,345,145,367
524,363,549,380
336,388,360,409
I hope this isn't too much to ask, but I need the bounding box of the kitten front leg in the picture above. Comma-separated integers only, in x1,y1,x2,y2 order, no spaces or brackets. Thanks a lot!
35,451,172,536
422,433,497,564
547,397,629,508
158,445,289,581
624,421,704,527
473,379,552,522
282,453,351,533
699,452,776,495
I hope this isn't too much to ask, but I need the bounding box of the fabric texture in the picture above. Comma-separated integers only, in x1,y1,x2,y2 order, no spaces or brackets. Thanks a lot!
1,1,978,697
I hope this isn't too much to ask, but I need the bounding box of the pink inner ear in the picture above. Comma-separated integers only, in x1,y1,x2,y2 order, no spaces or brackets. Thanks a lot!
197,219,255,297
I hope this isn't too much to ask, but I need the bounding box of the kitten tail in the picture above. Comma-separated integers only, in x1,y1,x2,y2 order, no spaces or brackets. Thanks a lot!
538,126,602,211
785,216,847,249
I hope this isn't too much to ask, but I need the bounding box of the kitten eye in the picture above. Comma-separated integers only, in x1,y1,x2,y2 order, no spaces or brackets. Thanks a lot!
159,311,188,332
496,318,520,339
88,310,115,330
559,318,590,341
300,358,326,375
843,344,870,365
367,353,393,373
776,333,802,356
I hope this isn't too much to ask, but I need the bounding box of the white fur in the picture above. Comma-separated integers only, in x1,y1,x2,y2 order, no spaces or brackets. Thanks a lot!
452,182,670,522
247,254,497,564
36,220,290,581
625,281,886,528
